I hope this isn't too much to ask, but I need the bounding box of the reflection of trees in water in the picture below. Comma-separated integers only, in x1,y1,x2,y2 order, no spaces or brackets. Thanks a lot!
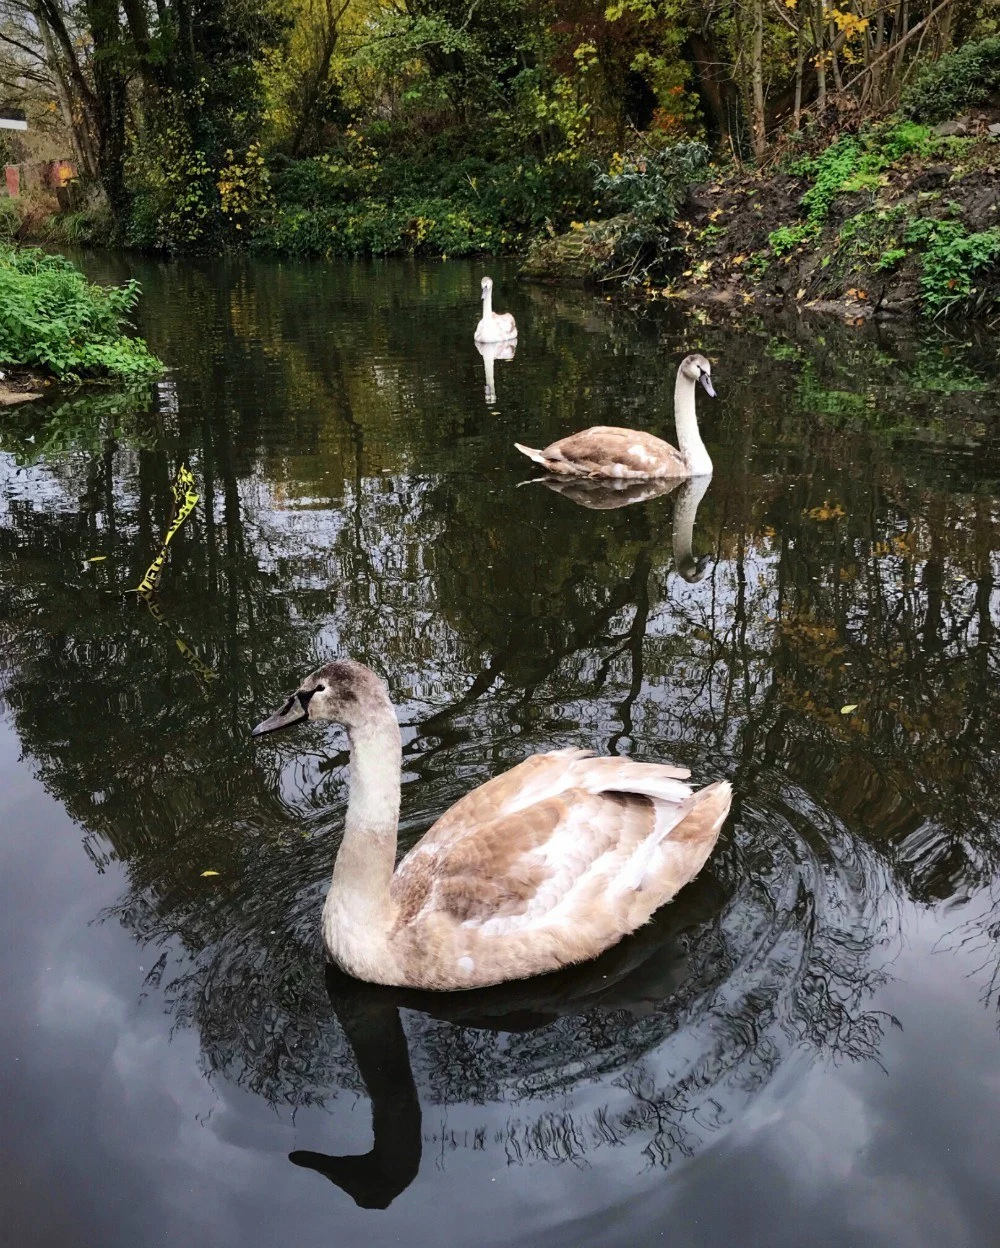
1,280,1000,1187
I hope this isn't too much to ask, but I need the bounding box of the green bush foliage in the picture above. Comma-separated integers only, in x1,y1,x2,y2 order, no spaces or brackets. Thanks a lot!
769,122,932,253
901,37,1000,122
595,141,710,223
0,197,20,243
591,139,711,282
903,216,1000,315
257,132,595,259
0,246,162,380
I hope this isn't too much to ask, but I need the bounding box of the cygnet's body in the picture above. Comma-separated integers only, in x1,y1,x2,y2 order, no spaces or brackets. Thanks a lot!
516,353,715,479
252,660,730,991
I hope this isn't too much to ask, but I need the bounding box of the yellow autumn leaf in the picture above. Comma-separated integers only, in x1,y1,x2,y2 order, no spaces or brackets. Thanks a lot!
840,705,858,714
200,870,220,877
732,253,747,265
86,555,107,562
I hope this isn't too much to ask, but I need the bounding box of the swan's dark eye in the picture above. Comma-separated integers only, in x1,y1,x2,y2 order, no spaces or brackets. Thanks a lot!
314,684,325,693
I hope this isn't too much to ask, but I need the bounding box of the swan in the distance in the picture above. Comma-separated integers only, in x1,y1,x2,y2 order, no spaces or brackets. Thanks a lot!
474,276,517,344
252,660,731,991
476,338,516,405
516,353,715,479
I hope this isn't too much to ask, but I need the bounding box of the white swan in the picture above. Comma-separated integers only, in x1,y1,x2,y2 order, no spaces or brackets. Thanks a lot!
515,353,715,479
474,276,517,344
252,660,731,991
476,338,516,405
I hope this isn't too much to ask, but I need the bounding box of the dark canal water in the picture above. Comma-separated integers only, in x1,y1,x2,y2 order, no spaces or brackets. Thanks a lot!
2,256,999,1247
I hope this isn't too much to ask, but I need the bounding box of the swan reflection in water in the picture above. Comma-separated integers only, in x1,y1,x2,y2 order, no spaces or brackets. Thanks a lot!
527,473,713,583
476,338,517,405
289,874,727,1208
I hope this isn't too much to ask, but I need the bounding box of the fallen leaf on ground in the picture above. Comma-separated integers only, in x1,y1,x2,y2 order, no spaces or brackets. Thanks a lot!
200,870,220,877
840,705,858,714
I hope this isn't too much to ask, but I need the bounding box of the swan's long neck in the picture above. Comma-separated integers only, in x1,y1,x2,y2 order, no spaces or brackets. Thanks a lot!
482,285,494,319
324,710,402,944
674,373,713,476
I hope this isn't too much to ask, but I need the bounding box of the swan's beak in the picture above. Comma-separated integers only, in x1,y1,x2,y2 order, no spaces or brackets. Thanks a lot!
699,373,716,398
251,692,310,737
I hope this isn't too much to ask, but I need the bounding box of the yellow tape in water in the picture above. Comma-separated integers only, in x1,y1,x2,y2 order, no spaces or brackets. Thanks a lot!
133,464,219,697
139,589,219,696
136,464,200,596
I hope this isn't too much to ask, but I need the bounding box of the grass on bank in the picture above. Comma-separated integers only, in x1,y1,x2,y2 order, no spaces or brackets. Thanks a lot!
0,244,162,382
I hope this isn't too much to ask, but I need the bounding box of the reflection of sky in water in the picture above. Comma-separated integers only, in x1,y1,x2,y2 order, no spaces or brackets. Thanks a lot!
1,256,1000,1246
4,742,996,1248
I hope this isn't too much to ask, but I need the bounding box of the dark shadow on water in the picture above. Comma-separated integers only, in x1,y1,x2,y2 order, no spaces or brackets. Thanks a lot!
290,876,726,1208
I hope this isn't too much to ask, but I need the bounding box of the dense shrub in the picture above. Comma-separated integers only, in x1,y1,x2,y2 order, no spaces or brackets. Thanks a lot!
595,141,711,223
258,130,595,259
0,246,162,380
591,140,710,282
0,197,20,243
901,37,1000,122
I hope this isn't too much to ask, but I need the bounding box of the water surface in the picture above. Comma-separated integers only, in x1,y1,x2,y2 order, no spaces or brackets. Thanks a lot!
2,256,999,1247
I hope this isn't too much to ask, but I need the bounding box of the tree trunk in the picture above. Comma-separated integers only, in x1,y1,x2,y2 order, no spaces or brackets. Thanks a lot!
33,5,97,179
750,0,767,158
84,0,128,217
793,21,805,131
812,0,827,115
686,32,733,149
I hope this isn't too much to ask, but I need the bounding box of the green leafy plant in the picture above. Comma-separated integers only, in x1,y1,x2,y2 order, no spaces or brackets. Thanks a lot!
903,216,1000,316
592,139,710,282
770,124,932,255
902,37,1000,123
875,248,908,271
769,223,810,255
0,245,163,380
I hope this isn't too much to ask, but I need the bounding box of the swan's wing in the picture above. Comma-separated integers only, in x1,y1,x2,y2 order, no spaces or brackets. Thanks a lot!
410,748,691,855
391,778,728,942
391,788,655,932
538,427,687,477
